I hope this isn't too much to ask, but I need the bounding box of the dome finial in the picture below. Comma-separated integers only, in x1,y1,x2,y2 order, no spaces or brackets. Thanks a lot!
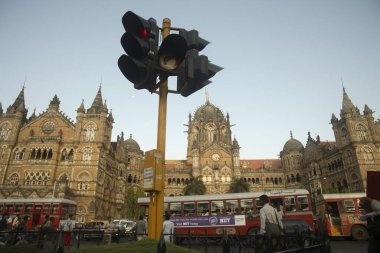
205,89,209,104
290,130,293,139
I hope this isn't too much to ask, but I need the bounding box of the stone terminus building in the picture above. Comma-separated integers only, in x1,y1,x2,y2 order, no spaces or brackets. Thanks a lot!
0,86,379,222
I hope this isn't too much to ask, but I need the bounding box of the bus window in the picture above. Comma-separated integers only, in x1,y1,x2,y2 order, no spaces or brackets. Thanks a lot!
255,198,263,214
53,204,59,214
197,202,209,216
284,197,296,212
211,201,224,215
61,206,68,216
184,202,195,216
43,204,51,214
240,199,253,215
15,204,23,214
343,200,355,213
225,200,238,214
5,204,14,213
297,196,309,211
25,204,33,214
169,203,181,216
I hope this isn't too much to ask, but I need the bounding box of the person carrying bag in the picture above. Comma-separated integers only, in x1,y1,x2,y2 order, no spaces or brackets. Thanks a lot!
259,195,284,236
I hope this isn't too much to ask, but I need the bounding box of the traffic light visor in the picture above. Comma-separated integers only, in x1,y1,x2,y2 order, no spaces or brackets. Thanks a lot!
122,11,151,39
118,55,147,84
158,34,187,70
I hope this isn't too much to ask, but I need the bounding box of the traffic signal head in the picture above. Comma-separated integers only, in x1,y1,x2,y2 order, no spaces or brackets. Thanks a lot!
179,29,209,51
118,11,159,91
177,49,223,97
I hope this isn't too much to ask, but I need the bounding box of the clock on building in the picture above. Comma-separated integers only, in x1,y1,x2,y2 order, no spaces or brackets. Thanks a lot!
212,153,220,161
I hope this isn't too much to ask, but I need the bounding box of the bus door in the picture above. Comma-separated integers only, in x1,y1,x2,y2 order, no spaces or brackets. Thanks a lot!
325,201,343,236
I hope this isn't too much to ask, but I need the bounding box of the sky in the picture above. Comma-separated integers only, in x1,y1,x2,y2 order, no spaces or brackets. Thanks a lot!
1,0,380,160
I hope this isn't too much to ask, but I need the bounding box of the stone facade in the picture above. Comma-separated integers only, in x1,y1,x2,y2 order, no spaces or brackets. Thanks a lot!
0,87,144,223
1,87,379,220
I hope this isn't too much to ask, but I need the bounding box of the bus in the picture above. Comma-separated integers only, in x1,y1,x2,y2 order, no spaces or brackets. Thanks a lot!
315,192,367,241
138,189,314,238
0,198,76,230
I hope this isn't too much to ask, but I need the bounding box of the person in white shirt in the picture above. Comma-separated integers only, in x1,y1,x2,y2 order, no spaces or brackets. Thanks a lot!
162,213,175,243
259,195,283,235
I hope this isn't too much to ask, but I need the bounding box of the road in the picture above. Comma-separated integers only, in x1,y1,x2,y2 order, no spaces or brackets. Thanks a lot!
330,238,368,253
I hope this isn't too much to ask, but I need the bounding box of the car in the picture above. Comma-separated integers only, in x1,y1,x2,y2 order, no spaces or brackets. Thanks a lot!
112,220,136,239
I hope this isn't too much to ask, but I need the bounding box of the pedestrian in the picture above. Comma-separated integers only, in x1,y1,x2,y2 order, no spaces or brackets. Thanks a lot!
134,215,146,241
259,195,283,236
103,218,113,245
359,197,380,253
162,213,175,243
0,214,9,231
61,214,73,249
11,214,20,231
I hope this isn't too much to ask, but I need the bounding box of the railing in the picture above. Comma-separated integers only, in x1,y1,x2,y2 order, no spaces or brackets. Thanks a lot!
0,227,330,253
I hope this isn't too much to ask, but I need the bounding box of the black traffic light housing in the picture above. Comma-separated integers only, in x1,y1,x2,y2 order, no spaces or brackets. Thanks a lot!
118,11,222,96
118,11,159,91
176,29,222,97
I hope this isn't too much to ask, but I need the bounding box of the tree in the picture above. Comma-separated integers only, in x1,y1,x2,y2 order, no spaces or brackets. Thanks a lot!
229,177,250,193
125,186,146,220
183,176,206,196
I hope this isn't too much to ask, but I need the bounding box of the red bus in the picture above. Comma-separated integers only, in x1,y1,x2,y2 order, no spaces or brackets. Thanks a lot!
315,192,368,241
0,198,76,230
138,189,314,237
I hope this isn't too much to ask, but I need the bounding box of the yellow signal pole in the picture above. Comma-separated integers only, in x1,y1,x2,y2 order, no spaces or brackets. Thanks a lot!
147,18,171,240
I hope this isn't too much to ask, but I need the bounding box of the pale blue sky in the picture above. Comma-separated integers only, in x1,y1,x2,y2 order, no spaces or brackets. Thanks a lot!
1,0,379,159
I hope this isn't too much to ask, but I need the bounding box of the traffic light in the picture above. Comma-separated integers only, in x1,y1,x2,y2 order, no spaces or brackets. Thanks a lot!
176,29,222,97
118,11,159,91
156,34,187,76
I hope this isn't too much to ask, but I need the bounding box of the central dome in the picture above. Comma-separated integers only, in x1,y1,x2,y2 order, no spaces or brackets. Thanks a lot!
125,135,141,152
194,101,224,121
283,137,304,153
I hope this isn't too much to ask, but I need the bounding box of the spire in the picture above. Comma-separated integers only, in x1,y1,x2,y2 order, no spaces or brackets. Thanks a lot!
8,86,26,113
0,102,3,114
341,87,358,116
77,99,85,113
29,107,37,121
232,136,240,149
364,104,373,116
108,109,114,123
88,87,104,114
48,95,60,111
290,130,293,139
331,113,338,123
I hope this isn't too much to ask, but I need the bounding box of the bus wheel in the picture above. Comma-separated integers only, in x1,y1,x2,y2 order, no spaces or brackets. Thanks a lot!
351,225,368,241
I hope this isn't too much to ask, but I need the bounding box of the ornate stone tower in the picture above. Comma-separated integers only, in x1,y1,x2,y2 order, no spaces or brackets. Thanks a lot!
185,97,240,194
330,88,380,192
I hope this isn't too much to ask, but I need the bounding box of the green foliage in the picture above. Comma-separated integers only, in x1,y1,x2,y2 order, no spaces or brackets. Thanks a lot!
0,245,38,253
125,186,146,220
183,176,206,196
229,177,250,193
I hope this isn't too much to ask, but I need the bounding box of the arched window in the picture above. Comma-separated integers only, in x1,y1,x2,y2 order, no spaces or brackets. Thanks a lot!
296,173,301,182
341,127,349,145
8,173,19,185
351,173,361,192
84,122,97,142
356,124,368,141
77,172,90,190
362,146,374,163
